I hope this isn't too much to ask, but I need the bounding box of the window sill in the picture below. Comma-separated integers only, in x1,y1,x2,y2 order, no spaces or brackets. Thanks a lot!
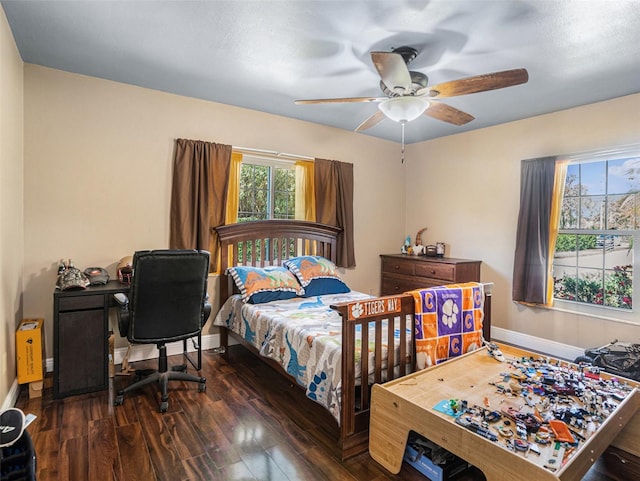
549,300,639,326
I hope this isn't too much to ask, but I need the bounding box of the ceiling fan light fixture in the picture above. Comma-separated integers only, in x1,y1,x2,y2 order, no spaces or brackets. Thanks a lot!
378,96,430,123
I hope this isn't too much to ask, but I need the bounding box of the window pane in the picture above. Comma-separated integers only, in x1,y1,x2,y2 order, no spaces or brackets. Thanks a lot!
273,167,295,220
553,267,576,301
577,240,600,268
554,234,578,266
607,157,640,195
576,269,603,304
580,195,605,229
238,160,296,222
604,266,632,309
608,194,637,230
580,162,606,196
239,163,270,221
560,197,578,229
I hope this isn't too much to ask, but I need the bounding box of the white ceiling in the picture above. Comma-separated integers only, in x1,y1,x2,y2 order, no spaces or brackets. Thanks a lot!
3,0,640,144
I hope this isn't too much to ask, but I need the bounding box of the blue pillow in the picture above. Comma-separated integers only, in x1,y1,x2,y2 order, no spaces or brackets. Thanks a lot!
283,256,350,297
226,266,304,304
303,277,351,297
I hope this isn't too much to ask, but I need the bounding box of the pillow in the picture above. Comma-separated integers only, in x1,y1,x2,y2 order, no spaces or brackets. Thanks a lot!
283,256,350,297
226,265,304,304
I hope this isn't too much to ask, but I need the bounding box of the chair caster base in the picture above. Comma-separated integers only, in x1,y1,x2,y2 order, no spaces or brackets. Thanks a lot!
114,395,124,406
198,381,206,393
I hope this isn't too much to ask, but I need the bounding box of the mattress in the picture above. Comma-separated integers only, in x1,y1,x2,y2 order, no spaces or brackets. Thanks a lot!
214,292,411,423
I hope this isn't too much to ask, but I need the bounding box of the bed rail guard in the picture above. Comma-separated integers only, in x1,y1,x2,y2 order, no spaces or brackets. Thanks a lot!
330,282,493,438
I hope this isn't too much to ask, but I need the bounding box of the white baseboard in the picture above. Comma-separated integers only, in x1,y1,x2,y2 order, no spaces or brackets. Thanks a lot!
3,333,222,410
43,332,222,373
5,329,583,409
491,327,585,361
1,379,20,412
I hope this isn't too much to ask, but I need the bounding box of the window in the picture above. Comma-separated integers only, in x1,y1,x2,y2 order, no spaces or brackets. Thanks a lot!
238,156,296,222
553,155,640,310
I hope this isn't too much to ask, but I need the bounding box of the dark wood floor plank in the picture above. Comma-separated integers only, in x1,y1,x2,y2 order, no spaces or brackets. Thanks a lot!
59,397,93,441
299,445,359,480
175,394,243,468
132,393,189,481
237,442,291,480
162,411,206,459
217,460,258,481
266,443,327,481
30,428,60,481
115,422,157,481
15,347,640,481
59,435,89,481
88,418,121,481
181,453,221,481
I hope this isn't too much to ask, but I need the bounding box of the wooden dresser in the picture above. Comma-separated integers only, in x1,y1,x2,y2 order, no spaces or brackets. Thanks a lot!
380,254,481,295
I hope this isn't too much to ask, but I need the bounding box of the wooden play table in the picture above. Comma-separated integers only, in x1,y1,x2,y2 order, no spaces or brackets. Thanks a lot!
369,343,640,481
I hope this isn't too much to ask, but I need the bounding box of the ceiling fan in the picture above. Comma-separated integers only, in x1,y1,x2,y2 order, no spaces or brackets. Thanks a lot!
295,46,529,133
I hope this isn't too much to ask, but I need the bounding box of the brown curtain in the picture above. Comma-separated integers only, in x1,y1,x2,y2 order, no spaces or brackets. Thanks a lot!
512,156,558,304
169,139,232,272
315,158,355,268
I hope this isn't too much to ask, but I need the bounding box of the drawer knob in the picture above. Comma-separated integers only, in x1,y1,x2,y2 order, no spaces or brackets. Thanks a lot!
430,270,436,275
394,264,400,270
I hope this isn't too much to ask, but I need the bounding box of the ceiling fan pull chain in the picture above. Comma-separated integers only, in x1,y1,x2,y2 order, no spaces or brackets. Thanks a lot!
401,121,406,164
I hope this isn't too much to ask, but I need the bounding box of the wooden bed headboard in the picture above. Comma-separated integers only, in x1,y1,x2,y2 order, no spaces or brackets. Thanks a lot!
215,220,341,302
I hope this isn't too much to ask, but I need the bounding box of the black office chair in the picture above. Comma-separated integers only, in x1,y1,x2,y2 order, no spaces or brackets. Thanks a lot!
113,249,211,412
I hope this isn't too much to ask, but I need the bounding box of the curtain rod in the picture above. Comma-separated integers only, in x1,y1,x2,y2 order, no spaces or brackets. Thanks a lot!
233,146,314,161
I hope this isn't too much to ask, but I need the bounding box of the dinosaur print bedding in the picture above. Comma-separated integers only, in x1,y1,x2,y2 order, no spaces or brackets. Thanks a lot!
213,292,411,424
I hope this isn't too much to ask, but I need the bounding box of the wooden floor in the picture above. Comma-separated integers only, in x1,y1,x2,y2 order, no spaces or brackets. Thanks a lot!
15,345,640,481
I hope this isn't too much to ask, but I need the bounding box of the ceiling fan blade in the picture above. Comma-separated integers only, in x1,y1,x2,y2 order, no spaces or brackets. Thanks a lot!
355,110,386,132
424,102,475,126
371,51,412,94
429,68,528,98
295,96,384,104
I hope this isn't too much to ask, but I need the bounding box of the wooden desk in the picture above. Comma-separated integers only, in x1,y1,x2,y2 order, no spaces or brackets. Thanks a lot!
369,343,640,481
53,281,128,398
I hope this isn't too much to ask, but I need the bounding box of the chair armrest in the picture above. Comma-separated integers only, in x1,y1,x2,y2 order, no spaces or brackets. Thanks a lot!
202,301,212,328
113,293,130,338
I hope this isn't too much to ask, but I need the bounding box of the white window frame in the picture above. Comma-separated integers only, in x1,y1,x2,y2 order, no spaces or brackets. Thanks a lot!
238,154,296,221
552,145,640,324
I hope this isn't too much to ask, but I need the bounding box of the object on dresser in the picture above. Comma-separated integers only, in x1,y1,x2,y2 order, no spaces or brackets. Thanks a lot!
415,227,428,246
56,265,90,290
402,235,411,254
436,242,445,257
425,245,437,257
413,227,428,256
117,256,133,284
84,267,110,286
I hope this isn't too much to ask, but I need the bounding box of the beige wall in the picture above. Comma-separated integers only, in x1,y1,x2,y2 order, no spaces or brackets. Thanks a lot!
405,94,640,349
0,8,24,405
8,36,640,399
23,65,406,358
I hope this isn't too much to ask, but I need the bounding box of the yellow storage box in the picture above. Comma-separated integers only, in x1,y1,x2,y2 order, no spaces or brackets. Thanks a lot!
16,319,44,384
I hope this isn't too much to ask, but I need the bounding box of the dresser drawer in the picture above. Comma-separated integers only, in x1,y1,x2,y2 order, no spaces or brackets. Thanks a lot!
415,262,456,282
382,274,446,294
58,294,104,312
382,258,415,276
380,254,481,297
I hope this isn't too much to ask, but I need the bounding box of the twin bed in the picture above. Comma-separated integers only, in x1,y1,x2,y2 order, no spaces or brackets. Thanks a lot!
213,220,491,459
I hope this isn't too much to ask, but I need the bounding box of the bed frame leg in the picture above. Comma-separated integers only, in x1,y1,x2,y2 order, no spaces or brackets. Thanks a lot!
218,328,229,357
